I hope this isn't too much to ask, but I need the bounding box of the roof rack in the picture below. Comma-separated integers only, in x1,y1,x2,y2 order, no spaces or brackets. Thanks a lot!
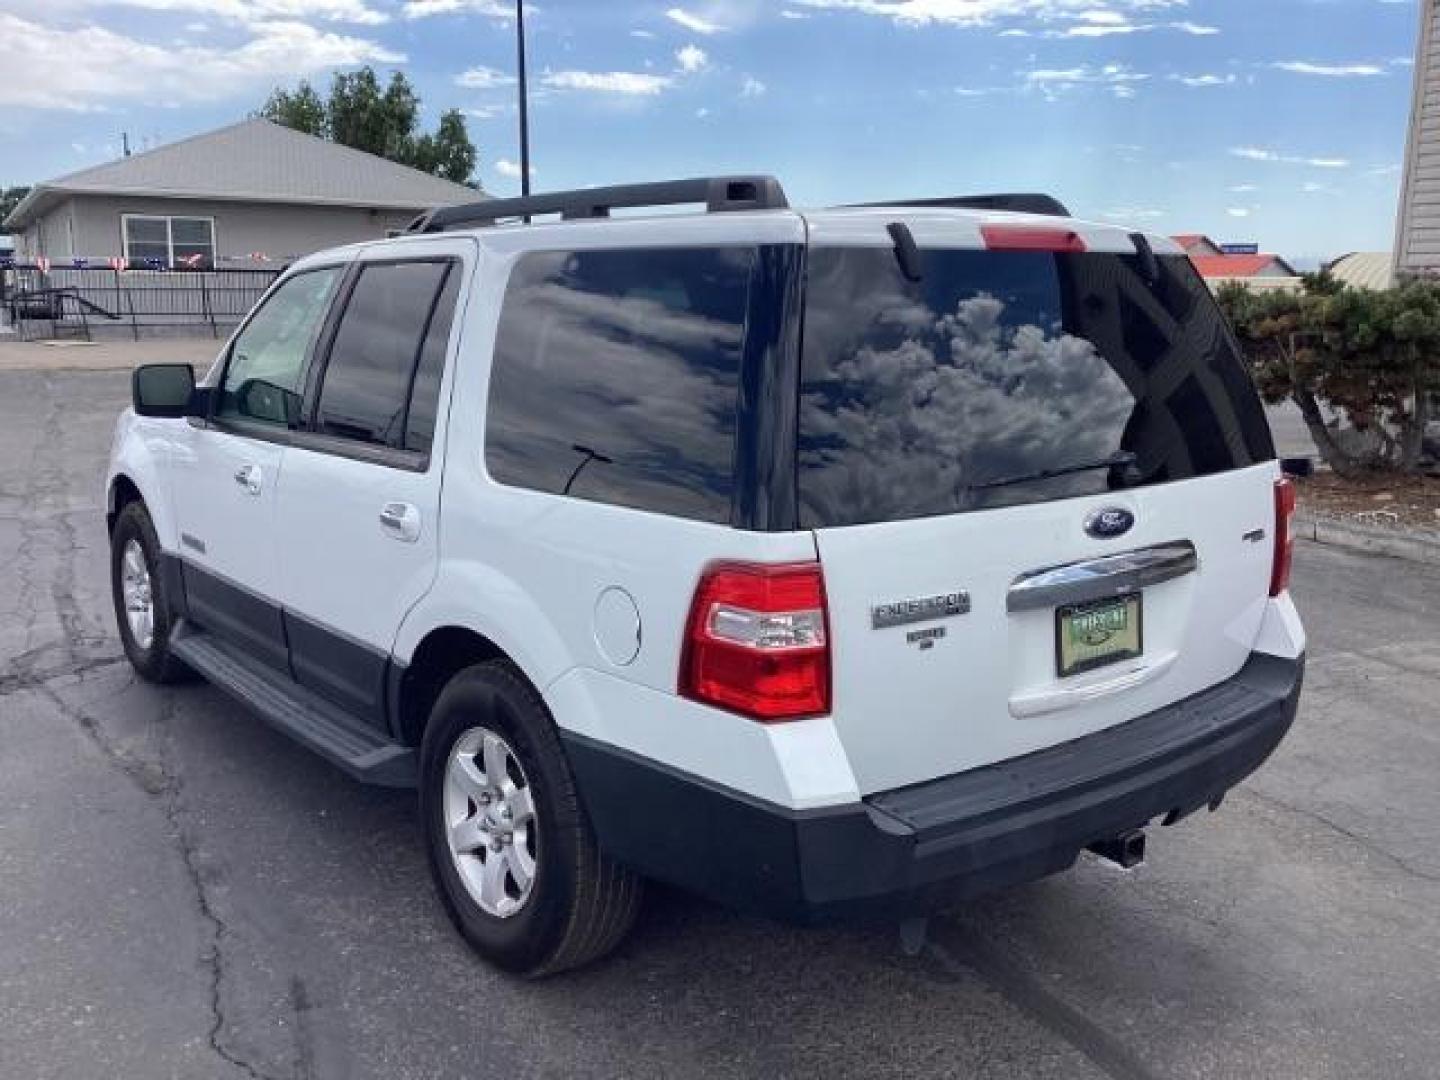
849,193,1072,218
415,175,789,232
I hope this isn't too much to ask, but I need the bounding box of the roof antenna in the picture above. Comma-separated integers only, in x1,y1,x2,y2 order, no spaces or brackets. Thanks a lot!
515,0,532,221
887,221,924,283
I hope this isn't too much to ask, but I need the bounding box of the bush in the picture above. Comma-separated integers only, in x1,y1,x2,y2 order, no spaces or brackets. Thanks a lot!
1217,273,1440,476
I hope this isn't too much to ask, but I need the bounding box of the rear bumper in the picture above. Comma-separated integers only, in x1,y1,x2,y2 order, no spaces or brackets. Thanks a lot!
564,651,1304,923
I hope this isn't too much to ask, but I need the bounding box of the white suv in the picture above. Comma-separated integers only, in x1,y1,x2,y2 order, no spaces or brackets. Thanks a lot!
106,177,1306,975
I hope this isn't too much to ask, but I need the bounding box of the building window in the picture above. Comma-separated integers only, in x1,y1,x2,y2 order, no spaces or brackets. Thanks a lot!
121,214,216,269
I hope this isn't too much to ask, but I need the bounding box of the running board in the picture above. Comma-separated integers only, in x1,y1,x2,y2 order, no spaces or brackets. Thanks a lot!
170,621,417,788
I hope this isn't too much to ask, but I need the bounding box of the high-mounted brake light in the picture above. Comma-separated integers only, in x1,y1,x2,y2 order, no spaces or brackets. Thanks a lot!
980,225,1088,253
1270,476,1297,597
680,562,831,722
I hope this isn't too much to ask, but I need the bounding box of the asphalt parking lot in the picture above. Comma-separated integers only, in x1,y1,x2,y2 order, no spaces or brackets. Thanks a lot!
2,365,1438,1080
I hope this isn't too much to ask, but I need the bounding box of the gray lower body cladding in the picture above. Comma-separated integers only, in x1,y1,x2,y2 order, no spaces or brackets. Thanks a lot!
564,651,1304,922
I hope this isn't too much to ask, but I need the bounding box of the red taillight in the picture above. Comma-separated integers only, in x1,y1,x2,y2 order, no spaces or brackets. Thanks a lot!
981,225,1088,253
679,562,831,722
1270,476,1297,597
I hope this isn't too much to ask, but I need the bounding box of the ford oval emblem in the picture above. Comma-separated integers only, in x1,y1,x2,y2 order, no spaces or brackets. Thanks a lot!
1085,507,1135,539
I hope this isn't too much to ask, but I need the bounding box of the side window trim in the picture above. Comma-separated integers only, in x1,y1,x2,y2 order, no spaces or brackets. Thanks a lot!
297,262,365,429
207,262,353,443
398,262,456,450
300,255,461,457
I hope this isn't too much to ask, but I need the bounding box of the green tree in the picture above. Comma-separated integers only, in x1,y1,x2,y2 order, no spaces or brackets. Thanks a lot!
411,109,478,185
379,72,422,162
258,81,327,137
1218,274,1440,476
259,68,477,185
1,185,32,226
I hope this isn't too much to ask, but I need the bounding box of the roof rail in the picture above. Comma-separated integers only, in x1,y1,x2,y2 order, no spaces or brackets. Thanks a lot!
849,193,1072,218
415,175,789,232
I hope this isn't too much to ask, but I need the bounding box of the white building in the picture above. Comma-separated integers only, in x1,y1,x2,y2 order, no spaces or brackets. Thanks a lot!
1396,0,1440,276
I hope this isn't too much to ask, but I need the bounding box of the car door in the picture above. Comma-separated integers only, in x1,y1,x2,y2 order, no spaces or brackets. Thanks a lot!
170,264,346,672
271,242,472,729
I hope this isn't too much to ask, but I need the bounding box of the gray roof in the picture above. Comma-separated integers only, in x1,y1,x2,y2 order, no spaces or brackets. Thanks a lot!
4,119,483,230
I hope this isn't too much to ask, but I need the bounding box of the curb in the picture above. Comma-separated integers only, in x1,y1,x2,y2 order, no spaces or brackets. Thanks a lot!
1295,512,1440,564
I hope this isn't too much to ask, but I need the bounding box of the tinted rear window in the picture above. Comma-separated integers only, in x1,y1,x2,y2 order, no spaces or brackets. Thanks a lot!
797,248,1273,528
485,247,754,524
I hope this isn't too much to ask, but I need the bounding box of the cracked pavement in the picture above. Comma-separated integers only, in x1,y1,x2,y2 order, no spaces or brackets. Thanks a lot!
2,367,1438,1080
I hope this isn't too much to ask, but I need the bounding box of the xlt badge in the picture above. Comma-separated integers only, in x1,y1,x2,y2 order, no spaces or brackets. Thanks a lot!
871,591,971,630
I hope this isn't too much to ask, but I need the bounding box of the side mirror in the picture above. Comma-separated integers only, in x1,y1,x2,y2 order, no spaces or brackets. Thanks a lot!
132,363,196,419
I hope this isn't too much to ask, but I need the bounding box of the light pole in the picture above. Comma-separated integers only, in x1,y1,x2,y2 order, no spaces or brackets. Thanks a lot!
516,0,531,198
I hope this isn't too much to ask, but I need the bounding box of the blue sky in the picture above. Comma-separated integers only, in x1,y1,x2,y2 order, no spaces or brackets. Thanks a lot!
0,0,1419,262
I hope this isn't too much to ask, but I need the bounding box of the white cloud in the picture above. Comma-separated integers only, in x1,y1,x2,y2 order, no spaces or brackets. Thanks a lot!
1230,146,1350,169
541,69,674,95
1273,61,1385,78
1170,73,1235,87
1060,12,1144,38
1024,63,1148,99
403,0,510,18
0,13,401,111
1227,208,1251,218
495,158,534,178
790,0,1207,39
1101,207,1166,221
666,7,723,33
630,28,656,38
740,75,767,97
791,0,1170,25
64,0,390,25
455,65,516,89
676,44,708,73
780,8,810,17
1228,183,1259,193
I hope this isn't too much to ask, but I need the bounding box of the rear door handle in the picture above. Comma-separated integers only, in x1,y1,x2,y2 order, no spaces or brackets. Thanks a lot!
233,464,263,496
379,502,421,543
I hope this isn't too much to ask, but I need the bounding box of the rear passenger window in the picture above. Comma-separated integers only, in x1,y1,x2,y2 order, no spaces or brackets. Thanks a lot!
485,247,753,524
315,260,455,450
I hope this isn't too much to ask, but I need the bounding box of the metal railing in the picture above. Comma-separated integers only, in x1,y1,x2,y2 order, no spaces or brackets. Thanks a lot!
0,262,280,341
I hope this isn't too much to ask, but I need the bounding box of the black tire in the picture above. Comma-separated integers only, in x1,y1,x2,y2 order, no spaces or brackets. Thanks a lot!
420,660,642,976
110,501,191,684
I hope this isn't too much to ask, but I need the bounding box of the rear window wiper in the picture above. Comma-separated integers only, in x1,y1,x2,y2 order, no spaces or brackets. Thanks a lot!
971,451,1138,491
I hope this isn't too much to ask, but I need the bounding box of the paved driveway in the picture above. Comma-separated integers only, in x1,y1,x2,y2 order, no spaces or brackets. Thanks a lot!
2,369,1436,1079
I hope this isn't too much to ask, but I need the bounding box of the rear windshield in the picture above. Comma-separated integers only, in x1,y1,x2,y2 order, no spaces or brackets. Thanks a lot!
797,248,1274,529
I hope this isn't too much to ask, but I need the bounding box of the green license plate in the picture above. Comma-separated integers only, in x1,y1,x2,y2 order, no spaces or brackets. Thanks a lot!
1056,594,1143,678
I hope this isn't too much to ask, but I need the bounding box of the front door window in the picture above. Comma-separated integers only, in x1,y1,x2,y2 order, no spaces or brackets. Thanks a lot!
218,267,342,428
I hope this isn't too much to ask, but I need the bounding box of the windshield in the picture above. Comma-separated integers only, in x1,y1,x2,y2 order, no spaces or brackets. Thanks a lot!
796,247,1274,528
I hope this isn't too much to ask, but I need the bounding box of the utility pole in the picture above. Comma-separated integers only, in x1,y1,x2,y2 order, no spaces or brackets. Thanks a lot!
516,0,531,197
